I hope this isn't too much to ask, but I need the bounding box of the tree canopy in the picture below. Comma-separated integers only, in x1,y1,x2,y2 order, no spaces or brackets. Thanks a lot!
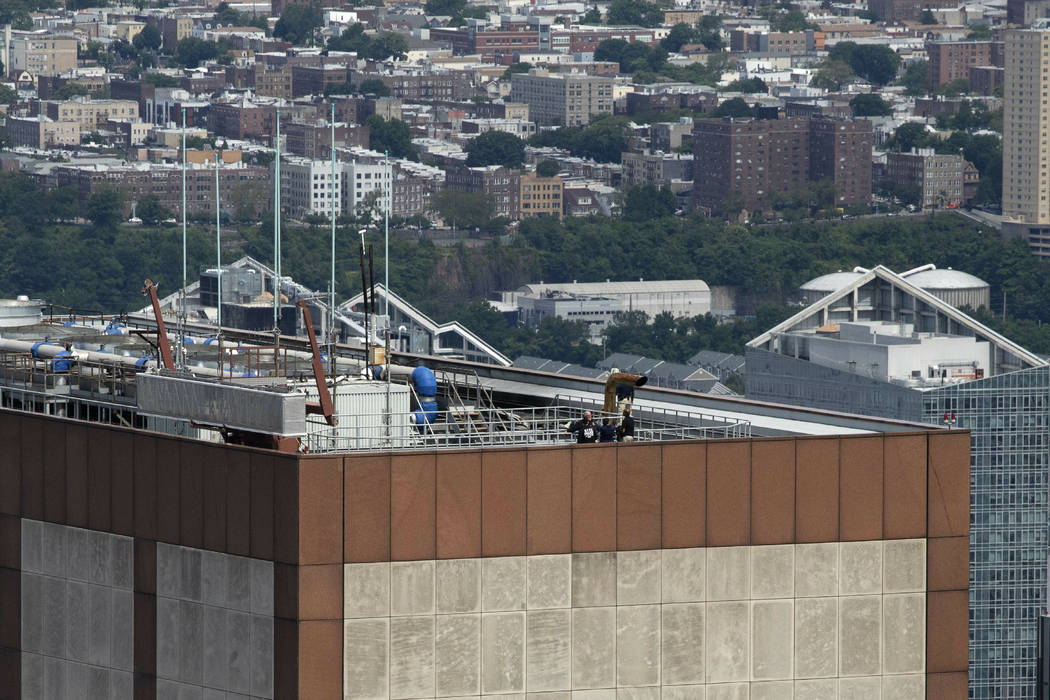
605,0,663,26
726,77,767,94
530,115,630,163
465,131,526,169
365,116,416,159
432,190,496,230
273,4,322,45
132,24,162,52
849,93,893,117
536,160,560,177
623,185,676,221
827,42,901,85
358,78,390,96
171,37,226,68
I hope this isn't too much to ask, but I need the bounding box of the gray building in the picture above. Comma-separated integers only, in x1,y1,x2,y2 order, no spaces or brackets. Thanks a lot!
745,265,1048,699
509,69,614,126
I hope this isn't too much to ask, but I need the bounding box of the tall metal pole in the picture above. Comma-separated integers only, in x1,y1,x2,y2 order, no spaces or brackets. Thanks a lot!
178,107,187,369
330,102,337,376
274,108,281,335
384,150,390,318
215,151,222,333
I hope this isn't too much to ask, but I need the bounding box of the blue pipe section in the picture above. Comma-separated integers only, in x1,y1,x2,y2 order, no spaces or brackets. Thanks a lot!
411,366,438,425
49,350,74,372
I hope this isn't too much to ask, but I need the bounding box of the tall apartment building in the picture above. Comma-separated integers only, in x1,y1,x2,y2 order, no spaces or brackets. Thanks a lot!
692,116,872,216
926,40,1001,91
342,160,392,221
1008,0,1050,25
509,70,614,126
621,150,693,187
519,171,562,218
745,265,1047,700
41,99,139,130
729,30,821,56
5,116,80,149
280,157,343,218
868,0,957,22
8,32,76,78
884,148,965,209
284,121,369,159
290,65,348,98
1002,29,1050,256
209,101,276,140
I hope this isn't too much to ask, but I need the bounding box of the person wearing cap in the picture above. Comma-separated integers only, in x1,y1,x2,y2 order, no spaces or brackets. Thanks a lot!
566,411,600,443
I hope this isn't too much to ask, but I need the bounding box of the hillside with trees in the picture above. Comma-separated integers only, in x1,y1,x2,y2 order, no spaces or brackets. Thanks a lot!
0,173,1047,356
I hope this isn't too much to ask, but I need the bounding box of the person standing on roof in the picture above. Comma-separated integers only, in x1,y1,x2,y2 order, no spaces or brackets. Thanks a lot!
617,406,635,442
567,411,600,443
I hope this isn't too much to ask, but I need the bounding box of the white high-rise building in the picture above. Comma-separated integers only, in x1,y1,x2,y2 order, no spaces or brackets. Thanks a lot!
278,156,343,218
341,161,392,223
1003,28,1050,256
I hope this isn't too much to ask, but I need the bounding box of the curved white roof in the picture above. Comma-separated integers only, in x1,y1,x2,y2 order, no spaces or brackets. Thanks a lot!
903,268,988,290
518,280,710,295
799,271,866,292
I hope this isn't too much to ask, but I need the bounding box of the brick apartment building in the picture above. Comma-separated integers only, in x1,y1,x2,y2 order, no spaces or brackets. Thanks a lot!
373,73,474,102
884,148,965,209
693,116,873,215
445,165,521,219
431,23,540,64
729,30,821,55
41,99,139,130
925,40,1003,91
519,171,563,218
209,101,276,140
868,0,957,21
52,162,273,218
291,65,348,98
548,27,657,54
284,121,369,159
6,116,80,149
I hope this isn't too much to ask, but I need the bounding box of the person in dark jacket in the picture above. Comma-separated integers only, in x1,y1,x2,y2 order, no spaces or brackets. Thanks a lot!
617,406,635,442
567,411,599,443
599,418,617,443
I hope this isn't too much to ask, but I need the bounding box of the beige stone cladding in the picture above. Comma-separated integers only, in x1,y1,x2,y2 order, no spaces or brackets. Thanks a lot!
342,540,926,700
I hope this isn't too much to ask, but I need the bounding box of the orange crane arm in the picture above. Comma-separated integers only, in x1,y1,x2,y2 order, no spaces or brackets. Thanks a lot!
297,300,335,426
142,279,175,371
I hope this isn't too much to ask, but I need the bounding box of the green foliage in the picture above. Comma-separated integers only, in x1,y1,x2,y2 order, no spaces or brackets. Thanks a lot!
710,97,755,118
213,2,268,30
827,41,901,85
0,85,17,105
135,195,171,225
172,37,226,68
424,0,465,15
358,78,390,96
582,7,602,23
935,78,969,97
52,82,91,100
810,58,853,91
328,25,407,60
767,9,818,31
661,23,697,52
659,53,732,87
365,115,416,159
536,160,560,177
142,72,178,87
530,115,630,163
849,93,892,116
502,62,532,79
901,60,928,96
86,189,125,230
726,77,766,94
465,131,526,168
919,9,936,23
594,38,666,73
1,0,59,29
696,15,725,51
432,190,496,230
132,24,162,52
623,185,676,221
273,4,322,45
967,24,993,39
605,0,662,26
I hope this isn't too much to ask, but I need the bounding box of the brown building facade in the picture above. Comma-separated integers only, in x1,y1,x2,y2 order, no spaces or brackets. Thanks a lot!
693,116,873,215
0,409,970,699
925,40,1002,91
210,102,277,140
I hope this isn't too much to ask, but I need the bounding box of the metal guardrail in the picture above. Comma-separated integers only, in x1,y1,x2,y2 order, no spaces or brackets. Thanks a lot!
302,401,751,453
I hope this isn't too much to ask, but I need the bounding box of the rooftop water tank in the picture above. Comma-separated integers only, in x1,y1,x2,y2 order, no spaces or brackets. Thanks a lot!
798,270,867,305
903,267,990,310
0,298,43,327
